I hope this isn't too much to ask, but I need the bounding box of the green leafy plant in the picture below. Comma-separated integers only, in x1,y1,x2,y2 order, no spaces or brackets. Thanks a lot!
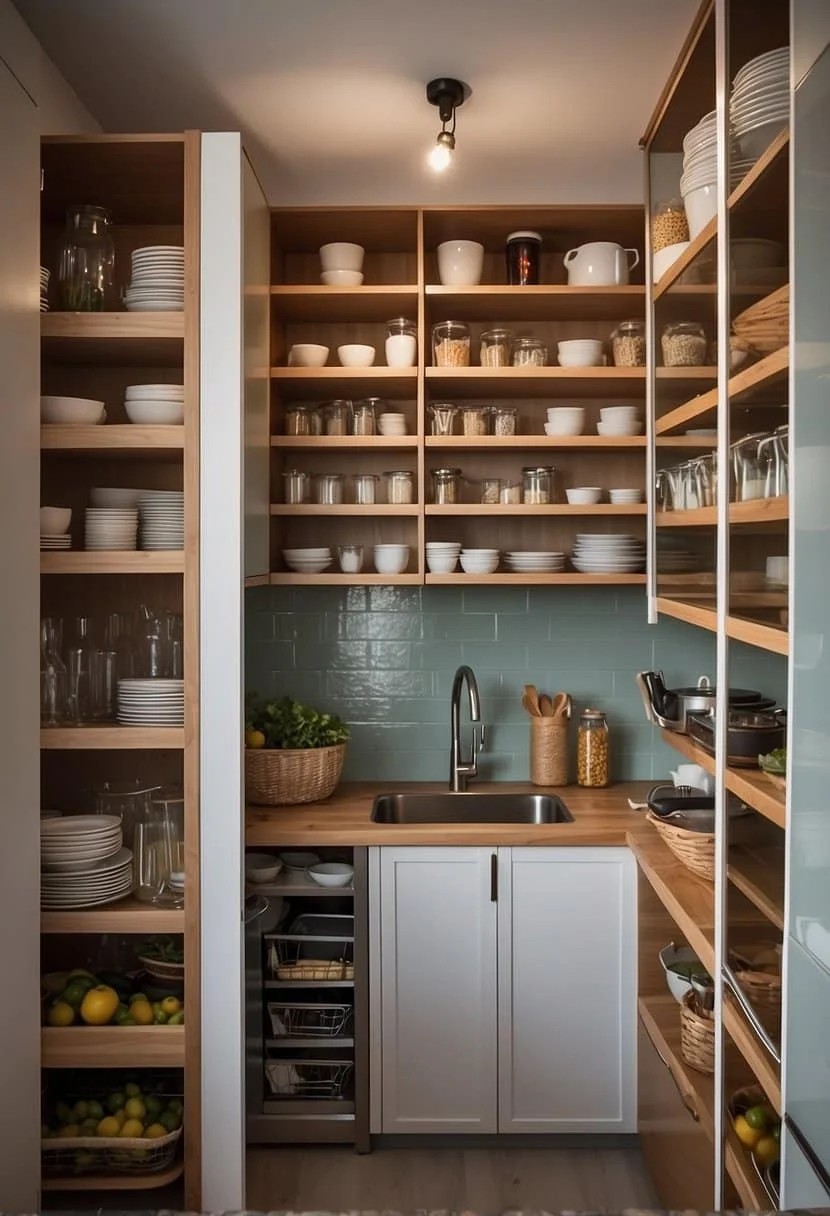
758,747,786,775
138,937,184,964
245,694,349,750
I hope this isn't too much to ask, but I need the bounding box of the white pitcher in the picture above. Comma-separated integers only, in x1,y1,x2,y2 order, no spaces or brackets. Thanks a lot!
563,241,640,286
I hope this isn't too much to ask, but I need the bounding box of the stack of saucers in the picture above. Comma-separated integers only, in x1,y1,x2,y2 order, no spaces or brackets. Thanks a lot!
730,47,788,161
124,383,185,425
41,815,131,910
117,678,184,726
571,534,646,574
426,541,461,574
459,548,499,575
139,490,184,550
608,488,645,505
40,267,50,312
125,245,184,312
282,547,332,574
85,506,138,550
41,533,72,551
505,551,565,574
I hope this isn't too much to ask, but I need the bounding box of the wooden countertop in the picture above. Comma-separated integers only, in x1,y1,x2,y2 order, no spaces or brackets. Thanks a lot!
245,780,655,847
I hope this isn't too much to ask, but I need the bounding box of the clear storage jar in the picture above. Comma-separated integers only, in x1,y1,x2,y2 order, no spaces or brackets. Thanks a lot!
352,473,378,504
512,337,547,367
480,328,513,367
322,400,353,435
282,469,311,504
314,473,345,505
491,405,518,436
384,470,414,504
506,230,542,285
661,321,707,367
428,403,458,436
459,405,490,436
481,478,503,504
284,404,321,436
651,199,689,252
385,318,417,368
432,321,470,367
352,398,378,436
500,481,522,504
610,320,646,367
522,465,555,504
577,709,610,787
431,468,462,505
58,204,115,311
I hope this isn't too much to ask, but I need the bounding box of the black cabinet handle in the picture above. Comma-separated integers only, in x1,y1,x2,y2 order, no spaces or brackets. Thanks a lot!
490,853,498,901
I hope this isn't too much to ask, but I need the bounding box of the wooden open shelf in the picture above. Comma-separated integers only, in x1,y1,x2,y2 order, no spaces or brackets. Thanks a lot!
655,496,788,529
728,127,790,212
42,898,185,934
40,726,185,750
723,991,782,1115
271,367,416,397
42,1158,184,1192
41,552,185,574
424,284,646,321
639,993,715,1142
656,434,717,450
655,347,789,435
655,596,717,633
629,827,715,976
271,503,419,517
656,506,717,528
653,220,717,300
42,1025,185,1068
270,572,422,586
425,366,646,398
272,435,418,450
728,843,785,931
660,730,786,830
41,312,184,365
270,284,418,321
426,572,647,586
41,425,185,452
425,503,647,517
726,613,788,657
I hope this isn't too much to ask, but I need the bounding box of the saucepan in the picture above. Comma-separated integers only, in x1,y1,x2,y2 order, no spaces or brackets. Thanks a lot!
636,670,774,734
686,707,787,766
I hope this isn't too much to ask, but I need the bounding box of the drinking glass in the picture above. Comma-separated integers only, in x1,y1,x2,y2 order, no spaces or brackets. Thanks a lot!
153,789,185,895
134,819,174,904
66,616,97,723
40,618,68,726
96,779,160,850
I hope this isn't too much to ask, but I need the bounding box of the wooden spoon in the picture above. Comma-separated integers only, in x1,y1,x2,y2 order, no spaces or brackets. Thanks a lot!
550,692,570,718
523,684,541,716
539,693,554,717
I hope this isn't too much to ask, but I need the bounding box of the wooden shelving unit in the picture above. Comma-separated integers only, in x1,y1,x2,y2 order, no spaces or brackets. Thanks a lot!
425,572,647,586
41,312,184,365
41,552,185,574
629,828,715,976
660,729,786,830
41,424,185,452
40,726,185,749
42,1025,186,1068
728,843,785,931
723,993,782,1115
655,347,788,436
639,993,715,1141
424,283,646,320
42,899,185,934
425,365,646,397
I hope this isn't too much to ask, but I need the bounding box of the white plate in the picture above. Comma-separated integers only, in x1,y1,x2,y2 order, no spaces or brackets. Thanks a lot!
41,815,121,837
40,845,132,875
126,301,184,312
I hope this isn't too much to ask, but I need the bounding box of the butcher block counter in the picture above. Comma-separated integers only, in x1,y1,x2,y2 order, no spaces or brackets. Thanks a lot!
245,780,654,847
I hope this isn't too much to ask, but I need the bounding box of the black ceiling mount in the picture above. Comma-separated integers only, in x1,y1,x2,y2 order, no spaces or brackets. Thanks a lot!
426,78,470,125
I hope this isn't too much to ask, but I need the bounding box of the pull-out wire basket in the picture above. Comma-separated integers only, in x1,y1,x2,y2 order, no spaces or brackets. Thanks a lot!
268,1001,353,1039
265,1058,353,1099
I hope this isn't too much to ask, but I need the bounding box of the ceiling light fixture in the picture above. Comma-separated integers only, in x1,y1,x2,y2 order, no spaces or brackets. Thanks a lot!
426,77,469,173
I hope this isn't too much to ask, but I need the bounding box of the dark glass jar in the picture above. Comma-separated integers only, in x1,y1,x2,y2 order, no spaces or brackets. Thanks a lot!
506,230,542,286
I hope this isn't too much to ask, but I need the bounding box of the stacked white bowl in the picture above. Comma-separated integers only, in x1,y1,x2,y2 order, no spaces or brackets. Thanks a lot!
571,534,646,574
565,487,602,505
505,551,565,573
282,548,333,574
319,243,364,286
597,406,642,436
124,383,184,425
139,491,184,550
378,412,407,436
85,507,138,550
730,48,788,161
609,488,645,505
373,544,409,575
288,343,329,367
680,112,718,238
41,395,105,425
460,548,499,575
426,541,461,574
40,506,72,550
40,266,50,312
125,245,184,312
545,406,585,436
557,339,604,368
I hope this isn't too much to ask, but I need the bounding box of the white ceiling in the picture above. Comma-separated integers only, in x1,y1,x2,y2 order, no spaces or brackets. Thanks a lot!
15,0,698,205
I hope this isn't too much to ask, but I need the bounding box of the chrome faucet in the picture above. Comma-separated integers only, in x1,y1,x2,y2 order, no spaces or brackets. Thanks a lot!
449,664,487,792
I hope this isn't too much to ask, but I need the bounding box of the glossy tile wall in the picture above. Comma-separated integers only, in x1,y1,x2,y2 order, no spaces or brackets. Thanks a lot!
245,586,786,782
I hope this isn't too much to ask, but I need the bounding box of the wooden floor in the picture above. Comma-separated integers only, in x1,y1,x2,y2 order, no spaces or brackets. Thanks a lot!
246,1145,658,1212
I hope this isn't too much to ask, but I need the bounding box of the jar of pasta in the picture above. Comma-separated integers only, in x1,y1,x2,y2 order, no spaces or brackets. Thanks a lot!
384,470,414,504
459,405,490,436
577,709,610,787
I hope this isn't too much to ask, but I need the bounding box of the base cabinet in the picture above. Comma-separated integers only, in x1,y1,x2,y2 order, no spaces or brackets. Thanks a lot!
370,845,636,1135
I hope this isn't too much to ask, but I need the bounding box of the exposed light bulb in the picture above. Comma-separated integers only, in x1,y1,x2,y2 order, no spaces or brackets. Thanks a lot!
428,131,455,172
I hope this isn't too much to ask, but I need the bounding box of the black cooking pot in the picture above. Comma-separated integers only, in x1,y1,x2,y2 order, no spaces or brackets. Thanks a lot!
637,671,774,734
686,708,787,766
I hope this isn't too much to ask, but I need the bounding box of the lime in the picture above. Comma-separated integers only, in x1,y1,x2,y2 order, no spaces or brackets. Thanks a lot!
55,1101,73,1125
159,1110,179,1133
61,977,96,1009
744,1104,769,1131
72,1101,89,1123
124,1081,142,1098
47,1000,75,1027
734,1114,762,1149
106,1091,126,1114
145,1095,163,1117
87,1100,104,1121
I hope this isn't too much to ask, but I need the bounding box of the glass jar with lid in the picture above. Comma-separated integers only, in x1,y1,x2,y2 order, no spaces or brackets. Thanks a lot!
322,399,353,436
314,473,345,505
731,432,769,501
352,473,378,504
459,405,490,436
610,320,646,367
384,470,414,504
352,398,378,436
491,405,518,436
512,336,547,367
661,321,707,367
500,481,522,504
480,328,514,367
481,477,503,505
282,469,311,505
385,318,417,368
651,199,689,252
58,204,116,311
577,709,610,787
431,468,462,505
522,465,555,504
432,321,470,367
428,403,458,436
284,404,321,436
506,231,542,285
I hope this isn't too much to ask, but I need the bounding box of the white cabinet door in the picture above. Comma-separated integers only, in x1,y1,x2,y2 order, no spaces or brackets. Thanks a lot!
375,847,498,1132
497,847,636,1132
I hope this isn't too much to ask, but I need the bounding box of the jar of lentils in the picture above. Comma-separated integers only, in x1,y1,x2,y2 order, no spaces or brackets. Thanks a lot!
577,709,610,787
661,321,707,367
459,405,490,436
491,405,518,436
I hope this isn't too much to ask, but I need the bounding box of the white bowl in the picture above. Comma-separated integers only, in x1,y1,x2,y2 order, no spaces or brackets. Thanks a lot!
307,861,354,888
321,270,364,287
600,406,640,420
436,240,485,286
373,544,410,575
125,399,184,425
427,555,460,574
460,554,499,574
319,242,365,272
41,395,105,425
597,420,643,436
90,487,145,508
557,339,604,368
659,943,705,1004
544,407,585,436
652,241,690,282
566,487,602,505
337,343,376,367
288,343,329,368
280,851,321,871
682,182,718,238
40,507,71,534
245,853,283,884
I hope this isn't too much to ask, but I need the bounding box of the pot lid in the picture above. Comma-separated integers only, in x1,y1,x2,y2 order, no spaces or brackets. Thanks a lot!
672,684,763,703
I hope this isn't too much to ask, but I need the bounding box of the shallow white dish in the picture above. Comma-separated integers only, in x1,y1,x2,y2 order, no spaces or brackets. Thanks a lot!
125,400,184,425
288,343,329,368
652,242,690,282
41,395,105,425
659,943,704,1004
321,270,364,287
682,182,718,239
307,862,354,888
566,487,602,505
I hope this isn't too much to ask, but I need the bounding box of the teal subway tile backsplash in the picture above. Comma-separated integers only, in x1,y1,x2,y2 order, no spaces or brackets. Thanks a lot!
245,585,787,783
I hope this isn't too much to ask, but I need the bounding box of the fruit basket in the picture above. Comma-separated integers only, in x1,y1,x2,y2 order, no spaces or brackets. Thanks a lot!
728,1084,781,1204
42,1126,181,1177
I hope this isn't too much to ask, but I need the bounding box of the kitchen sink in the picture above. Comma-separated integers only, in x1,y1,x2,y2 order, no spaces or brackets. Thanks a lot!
370,792,573,825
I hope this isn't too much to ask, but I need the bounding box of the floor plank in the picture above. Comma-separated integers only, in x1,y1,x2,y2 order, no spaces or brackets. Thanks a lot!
246,1145,658,1212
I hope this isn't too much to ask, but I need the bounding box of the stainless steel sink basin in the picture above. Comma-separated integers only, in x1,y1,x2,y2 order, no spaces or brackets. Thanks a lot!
371,792,573,825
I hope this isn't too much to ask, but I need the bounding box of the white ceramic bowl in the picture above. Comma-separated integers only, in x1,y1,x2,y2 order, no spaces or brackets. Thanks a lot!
652,241,690,282
659,943,705,1004
600,407,640,421
40,506,71,534
41,395,105,425
544,407,585,436
245,853,283,884
319,242,365,272
125,399,184,425
280,851,321,870
337,343,376,368
682,182,718,238
288,343,329,368
436,240,485,286
373,544,410,574
307,861,354,888
460,553,499,574
566,487,602,505
557,339,604,368
426,555,460,574
321,269,364,287
597,419,643,436
90,487,145,508
730,238,786,269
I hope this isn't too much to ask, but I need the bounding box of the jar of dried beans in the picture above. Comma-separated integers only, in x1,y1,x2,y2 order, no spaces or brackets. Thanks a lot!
661,321,707,367
651,199,689,253
577,709,610,787
610,320,646,367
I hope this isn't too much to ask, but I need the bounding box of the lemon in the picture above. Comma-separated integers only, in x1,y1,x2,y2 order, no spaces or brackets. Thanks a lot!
754,1135,780,1166
124,1082,142,1098
80,985,120,1026
734,1114,763,1149
246,728,266,749
160,996,181,1016
97,1116,120,1138
144,1123,168,1139
79,1118,99,1137
47,1000,75,1027
129,998,154,1026
119,1118,144,1138
124,1097,146,1122
114,1109,127,1128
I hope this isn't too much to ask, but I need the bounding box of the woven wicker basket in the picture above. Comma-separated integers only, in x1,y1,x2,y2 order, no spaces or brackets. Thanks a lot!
732,285,789,353
680,990,715,1074
646,810,715,880
530,716,569,786
245,743,346,806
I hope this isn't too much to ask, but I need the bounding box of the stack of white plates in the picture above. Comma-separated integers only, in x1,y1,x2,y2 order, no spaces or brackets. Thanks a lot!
40,266,50,312
125,245,184,312
41,815,131,909
505,551,565,573
41,534,72,550
608,488,644,505
571,534,646,574
117,678,184,726
85,507,138,551
426,541,461,574
730,47,788,161
124,384,185,426
459,548,499,574
282,548,332,573
139,491,184,550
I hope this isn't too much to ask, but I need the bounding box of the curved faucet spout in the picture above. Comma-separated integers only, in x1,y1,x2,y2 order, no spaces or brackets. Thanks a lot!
449,665,485,792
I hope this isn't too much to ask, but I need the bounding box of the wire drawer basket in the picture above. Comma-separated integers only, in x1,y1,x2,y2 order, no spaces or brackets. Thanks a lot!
41,1126,181,1177
265,1058,354,1099
268,1001,353,1039
267,920,355,982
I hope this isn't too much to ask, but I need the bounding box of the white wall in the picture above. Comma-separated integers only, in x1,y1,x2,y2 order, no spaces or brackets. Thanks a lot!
0,0,99,131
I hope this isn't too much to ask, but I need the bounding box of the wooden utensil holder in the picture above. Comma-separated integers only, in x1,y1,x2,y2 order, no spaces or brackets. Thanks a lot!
530,715,569,786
